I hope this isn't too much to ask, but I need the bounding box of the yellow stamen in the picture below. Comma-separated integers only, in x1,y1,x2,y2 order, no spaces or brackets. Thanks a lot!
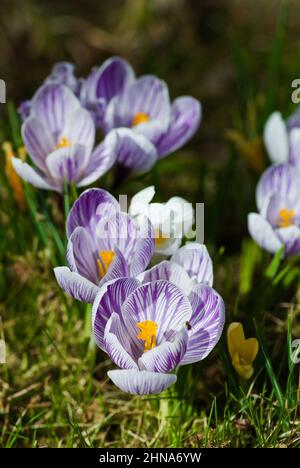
137,320,158,352
2,141,26,212
131,112,150,127
276,208,295,228
154,229,168,247
55,136,72,150
97,251,115,278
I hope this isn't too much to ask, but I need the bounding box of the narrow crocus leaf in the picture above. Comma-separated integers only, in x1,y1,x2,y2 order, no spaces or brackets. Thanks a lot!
265,245,284,279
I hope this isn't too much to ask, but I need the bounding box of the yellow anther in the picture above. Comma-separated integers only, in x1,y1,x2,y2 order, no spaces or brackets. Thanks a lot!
137,320,158,352
55,136,72,150
97,251,115,278
276,208,295,228
131,112,150,127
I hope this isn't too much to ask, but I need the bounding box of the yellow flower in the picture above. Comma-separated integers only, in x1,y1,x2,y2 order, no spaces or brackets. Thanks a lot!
2,141,27,212
227,322,259,380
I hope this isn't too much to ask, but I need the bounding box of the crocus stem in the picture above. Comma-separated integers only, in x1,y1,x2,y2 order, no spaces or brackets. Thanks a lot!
63,179,70,220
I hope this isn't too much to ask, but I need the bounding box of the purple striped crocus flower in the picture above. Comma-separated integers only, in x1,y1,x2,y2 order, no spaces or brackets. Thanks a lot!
54,188,155,304
13,83,118,192
81,57,202,172
92,243,224,395
248,163,300,256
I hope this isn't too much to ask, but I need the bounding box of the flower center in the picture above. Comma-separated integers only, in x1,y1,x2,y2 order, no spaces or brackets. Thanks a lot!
154,229,168,247
137,320,158,352
276,208,295,228
55,136,72,150
97,250,115,278
131,112,150,127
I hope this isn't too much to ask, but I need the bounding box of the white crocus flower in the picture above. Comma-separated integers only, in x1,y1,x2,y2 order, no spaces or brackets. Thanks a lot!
129,186,194,255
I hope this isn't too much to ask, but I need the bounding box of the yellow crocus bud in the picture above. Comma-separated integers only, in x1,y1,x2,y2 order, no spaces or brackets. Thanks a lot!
2,141,27,212
227,322,259,380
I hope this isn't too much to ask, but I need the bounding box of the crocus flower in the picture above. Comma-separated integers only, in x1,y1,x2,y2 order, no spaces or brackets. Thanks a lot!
92,270,225,394
248,163,300,256
227,322,258,380
12,83,118,192
54,188,155,304
128,186,194,255
82,57,201,171
264,110,300,168
18,62,81,120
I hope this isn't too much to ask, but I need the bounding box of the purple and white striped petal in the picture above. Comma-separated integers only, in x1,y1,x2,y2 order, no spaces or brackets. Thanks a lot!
104,314,138,369
54,266,99,303
288,128,300,168
138,328,188,373
22,116,56,171
30,84,80,139
67,188,119,238
107,369,177,395
46,145,88,185
77,131,118,187
121,280,192,358
180,285,225,365
67,227,99,284
156,97,201,158
138,261,193,294
92,277,141,350
45,62,80,95
11,157,59,192
18,100,32,120
112,128,158,172
248,213,282,254
62,107,95,155
256,164,298,213
277,226,300,256
171,243,213,286
129,215,155,277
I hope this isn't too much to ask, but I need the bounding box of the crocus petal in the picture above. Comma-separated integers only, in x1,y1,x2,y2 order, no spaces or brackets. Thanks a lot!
11,157,59,191
46,145,88,185
138,261,193,295
77,131,118,187
138,328,188,373
129,215,155,277
62,107,95,155
180,285,225,365
66,188,119,238
54,266,99,303
248,213,282,254
45,62,80,95
227,322,259,364
276,225,300,256
256,164,298,213
104,314,138,369
99,247,130,286
31,83,80,138
166,196,194,236
107,369,177,395
171,243,213,286
18,100,32,120
67,227,99,284
128,186,156,217
122,280,192,358
156,97,201,157
92,277,141,349
289,128,300,168
263,112,289,164
22,116,56,170
112,128,158,172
